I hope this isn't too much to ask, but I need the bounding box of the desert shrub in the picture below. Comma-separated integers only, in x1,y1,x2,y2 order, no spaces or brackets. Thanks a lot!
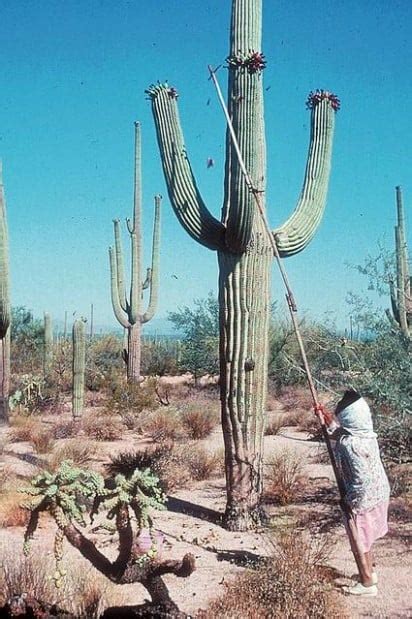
8,416,41,442
168,293,219,383
30,426,54,454
86,335,124,391
49,439,98,470
142,338,180,377
10,307,44,376
106,379,158,429
143,407,184,442
201,532,346,619
53,419,77,439
182,445,224,481
82,412,123,441
387,463,411,498
265,413,287,436
180,403,219,439
265,448,305,505
0,465,14,492
0,491,30,527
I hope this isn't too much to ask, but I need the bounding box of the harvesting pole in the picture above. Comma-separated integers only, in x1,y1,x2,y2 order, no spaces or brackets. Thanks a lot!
388,186,411,338
148,0,338,529
109,122,161,382
0,161,10,424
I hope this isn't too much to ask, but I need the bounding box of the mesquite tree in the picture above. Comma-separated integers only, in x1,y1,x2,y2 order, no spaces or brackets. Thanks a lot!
148,0,338,530
388,186,411,338
0,161,10,425
109,122,161,383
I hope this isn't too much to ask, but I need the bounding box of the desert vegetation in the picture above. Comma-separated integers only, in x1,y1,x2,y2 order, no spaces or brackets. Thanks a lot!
0,0,410,617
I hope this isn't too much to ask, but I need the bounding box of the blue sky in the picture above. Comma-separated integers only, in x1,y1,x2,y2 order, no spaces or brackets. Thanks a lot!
1,0,411,334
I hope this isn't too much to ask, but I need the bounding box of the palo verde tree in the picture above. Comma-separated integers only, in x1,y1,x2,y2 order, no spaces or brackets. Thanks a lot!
388,186,411,338
0,161,10,425
148,0,338,529
109,122,161,383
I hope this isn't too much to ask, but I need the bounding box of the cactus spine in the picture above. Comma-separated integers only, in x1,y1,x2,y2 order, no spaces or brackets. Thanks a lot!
72,319,86,420
0,161,10,424
388,186,411,338
148,0,338,529
43,312,53,375
109,122,161,383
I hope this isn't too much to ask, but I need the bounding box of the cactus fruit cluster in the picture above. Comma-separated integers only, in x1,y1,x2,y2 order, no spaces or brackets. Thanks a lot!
388,186,411,338
20,460,194,608
148,0,338,529
109,122,161,383
72,319,86,419
0,161,10,424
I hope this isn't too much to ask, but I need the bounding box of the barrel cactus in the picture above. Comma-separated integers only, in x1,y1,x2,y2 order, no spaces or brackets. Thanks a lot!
388,186,411,338
72,319,86,420
109,122,161,383
0,161,10,425
148,0,338,529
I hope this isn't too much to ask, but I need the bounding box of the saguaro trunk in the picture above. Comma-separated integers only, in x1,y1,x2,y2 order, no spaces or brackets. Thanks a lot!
148,0,338,530
0,162,10,425
109,123,161,383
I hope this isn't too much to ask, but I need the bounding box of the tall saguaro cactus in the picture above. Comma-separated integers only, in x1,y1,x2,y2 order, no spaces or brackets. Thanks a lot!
109,122,161,383
388,186,411,338
0,162,10,425
148,0,338,529
43,312,53,375
72,319,86,420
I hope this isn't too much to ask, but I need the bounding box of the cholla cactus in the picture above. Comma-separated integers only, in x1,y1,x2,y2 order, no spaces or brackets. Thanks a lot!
20,461,192,609
388,186,411,338
147,0,338,529
109,122,161,383
0,161,10,424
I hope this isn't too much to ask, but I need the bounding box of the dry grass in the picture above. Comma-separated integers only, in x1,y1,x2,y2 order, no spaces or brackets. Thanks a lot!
143,407,184,442
200,532,347,618
265,413,287,436
48,439,98,470
181,404,219,439
181,444,224,481
30,426,55,454
8,416,41,442
388,463,412,499
265,448,305,505
0,547,109,617
82,412,123,441
52,419,78,439
0,490,30,527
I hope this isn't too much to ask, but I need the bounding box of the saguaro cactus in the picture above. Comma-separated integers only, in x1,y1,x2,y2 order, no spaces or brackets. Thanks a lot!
0,161,10,425
109,122,161,383
43,312,53,375
388,186,411,338
72,319,86,420
148,0,338,529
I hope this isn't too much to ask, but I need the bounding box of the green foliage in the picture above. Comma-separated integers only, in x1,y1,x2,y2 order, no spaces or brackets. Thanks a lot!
11,307,44,374
141,337,180,377
168,293,219,381
85,335,124,391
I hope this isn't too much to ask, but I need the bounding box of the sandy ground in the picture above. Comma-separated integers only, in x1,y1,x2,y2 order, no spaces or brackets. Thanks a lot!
0,417,410,617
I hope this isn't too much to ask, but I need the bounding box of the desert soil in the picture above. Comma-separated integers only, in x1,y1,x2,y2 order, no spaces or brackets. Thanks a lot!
0,403,410,618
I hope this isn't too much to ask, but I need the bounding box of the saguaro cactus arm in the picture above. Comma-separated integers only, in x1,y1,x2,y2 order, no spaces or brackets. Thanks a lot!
0,161,10,339
146,84,226,251
274,92,338,257
109,246,130,329
142,195,161,324
113,219,128,312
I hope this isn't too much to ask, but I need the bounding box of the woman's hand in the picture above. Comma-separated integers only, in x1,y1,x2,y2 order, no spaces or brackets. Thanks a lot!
313,403,333,425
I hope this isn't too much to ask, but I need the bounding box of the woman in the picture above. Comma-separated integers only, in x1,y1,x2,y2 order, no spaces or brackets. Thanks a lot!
316,390,390,596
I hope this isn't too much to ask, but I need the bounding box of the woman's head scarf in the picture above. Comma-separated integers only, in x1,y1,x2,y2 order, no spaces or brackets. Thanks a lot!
337,397,377,439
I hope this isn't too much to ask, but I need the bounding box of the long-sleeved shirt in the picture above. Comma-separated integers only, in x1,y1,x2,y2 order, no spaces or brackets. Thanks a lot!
334,434,390,513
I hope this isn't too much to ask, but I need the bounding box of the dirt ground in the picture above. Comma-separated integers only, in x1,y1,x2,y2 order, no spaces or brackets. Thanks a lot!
0,400,410,618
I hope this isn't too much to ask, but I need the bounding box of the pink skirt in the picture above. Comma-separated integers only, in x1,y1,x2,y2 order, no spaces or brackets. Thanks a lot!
354,501,389,552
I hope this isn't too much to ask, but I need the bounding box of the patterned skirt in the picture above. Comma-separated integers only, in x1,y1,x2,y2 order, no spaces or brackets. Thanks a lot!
354,500,389,552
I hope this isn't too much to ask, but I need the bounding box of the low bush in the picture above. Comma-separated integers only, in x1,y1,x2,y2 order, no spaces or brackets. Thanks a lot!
52,419,77,439
181,404,219,439
265,414,287,436
200,532,347,618
265,448,305,505
0,491,30,527
8,416,41,443
48,439,98,470
143,407,184,443
183,445,224,481
30,427,55,454
82,412,123,441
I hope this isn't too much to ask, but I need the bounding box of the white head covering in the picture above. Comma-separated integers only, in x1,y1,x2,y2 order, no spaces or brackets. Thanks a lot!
337,397,377,439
